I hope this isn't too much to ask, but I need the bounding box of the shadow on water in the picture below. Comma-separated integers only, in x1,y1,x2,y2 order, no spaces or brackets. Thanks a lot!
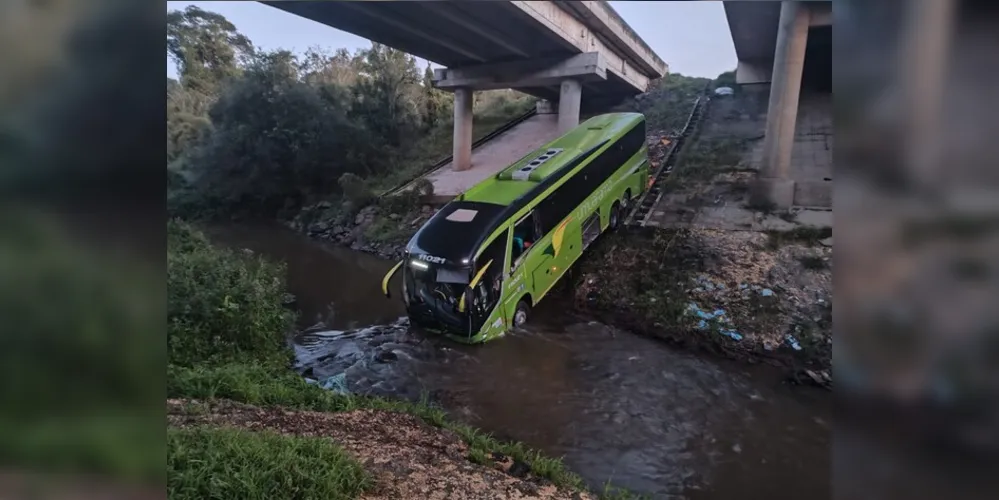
205,222,405,329
209,222,830,500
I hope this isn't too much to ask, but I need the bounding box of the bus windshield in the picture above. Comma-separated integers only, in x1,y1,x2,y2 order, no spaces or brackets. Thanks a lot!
404,258,469,317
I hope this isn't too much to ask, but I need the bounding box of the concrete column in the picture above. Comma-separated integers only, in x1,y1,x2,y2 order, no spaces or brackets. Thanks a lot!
557,79,582,134
751,1,810,209
452,87,473,171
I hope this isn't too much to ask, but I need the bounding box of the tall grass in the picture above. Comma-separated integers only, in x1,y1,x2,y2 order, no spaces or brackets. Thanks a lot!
167,220,295,367
168,427,370,500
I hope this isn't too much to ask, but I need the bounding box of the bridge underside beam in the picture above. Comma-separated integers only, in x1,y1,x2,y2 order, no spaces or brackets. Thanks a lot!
432,53,607,92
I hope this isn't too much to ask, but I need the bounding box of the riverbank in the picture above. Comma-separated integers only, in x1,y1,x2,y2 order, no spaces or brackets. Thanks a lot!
169,398,596,500
567,90,832,384
167,221,636,499
570,225,832,380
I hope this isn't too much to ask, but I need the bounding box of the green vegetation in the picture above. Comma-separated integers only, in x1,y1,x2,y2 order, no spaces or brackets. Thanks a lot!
167,221,294,367
168,427,371,500
166,5,533,222
615,73,710,132
577,229,700,340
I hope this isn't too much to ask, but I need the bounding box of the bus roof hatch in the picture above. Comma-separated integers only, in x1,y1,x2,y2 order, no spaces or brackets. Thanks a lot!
507,148,563,181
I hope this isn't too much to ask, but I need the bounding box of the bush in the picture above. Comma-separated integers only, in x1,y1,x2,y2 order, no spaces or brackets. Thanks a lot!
412,178,434,197
338,172,373,207
167,220,294,367
168,363,355,412
168,427,370,500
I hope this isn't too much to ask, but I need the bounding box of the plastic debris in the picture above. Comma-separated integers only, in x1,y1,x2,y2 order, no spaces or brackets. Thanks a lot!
785,334,802,351
738,283,748,290
718,328,743,341
308,373,350,395
688,303,743,340
760,288,775,297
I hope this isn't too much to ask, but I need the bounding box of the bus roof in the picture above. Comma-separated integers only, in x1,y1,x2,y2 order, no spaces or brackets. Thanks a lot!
407,112,645,263
461,112,644,206
407,201,507,265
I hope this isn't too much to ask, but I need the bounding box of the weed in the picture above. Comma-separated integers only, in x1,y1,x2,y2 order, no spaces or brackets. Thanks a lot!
168,427,370,500
167,221,295,367
467,447,489,465
601,481,653,500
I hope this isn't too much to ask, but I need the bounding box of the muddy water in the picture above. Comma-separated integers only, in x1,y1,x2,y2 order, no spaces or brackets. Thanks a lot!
206,223,406,329
208,223,830,499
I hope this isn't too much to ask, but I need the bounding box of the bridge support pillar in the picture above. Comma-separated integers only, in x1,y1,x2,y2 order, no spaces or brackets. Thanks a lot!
453,87,474,172
750,0,809,209
557,78,582,134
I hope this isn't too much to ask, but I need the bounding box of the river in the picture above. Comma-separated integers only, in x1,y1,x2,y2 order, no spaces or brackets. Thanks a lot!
206,222,831,500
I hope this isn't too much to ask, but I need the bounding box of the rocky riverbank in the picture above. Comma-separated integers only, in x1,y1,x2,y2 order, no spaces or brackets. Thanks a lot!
284,200,430,261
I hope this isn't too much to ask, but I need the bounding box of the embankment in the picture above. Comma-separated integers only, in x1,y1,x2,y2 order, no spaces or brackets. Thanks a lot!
166,221,624,499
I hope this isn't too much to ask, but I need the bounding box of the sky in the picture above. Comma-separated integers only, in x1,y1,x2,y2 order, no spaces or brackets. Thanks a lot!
166,1,737,80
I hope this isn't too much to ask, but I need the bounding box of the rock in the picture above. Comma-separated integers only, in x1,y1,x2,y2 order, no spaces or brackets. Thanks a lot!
421,205,433,215
508,460,531,478
317,200,332,209
335,341,365,364
389,213,400,220
375,350,398,363
309,220,331,234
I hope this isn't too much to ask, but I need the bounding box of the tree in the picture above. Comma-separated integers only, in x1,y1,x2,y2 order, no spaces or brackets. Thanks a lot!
185,50,364,216
167,5,254,95
350,43,422,148
299,47,362,88
421,64,452,129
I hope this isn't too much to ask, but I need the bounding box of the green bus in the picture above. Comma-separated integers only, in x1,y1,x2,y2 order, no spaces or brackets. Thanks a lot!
381,112,648,342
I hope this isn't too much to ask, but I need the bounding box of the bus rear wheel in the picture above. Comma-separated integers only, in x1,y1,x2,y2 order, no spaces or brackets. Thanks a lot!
609,202,622,230
513,300,530,328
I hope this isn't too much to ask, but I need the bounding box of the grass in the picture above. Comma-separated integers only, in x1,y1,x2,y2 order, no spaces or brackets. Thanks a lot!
168,427,370,500
166,223,649,499
168,361,588,491
574,229,701,338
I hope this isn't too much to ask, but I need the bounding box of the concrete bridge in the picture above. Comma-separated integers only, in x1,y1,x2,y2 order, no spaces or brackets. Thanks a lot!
724,1,832,209
263,1,667,171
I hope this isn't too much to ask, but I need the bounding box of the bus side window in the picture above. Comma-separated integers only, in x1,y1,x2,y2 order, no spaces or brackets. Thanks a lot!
511,212,538,269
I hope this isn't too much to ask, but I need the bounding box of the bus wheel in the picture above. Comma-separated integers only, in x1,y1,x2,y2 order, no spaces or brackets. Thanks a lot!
609,202,622,230
513,300,530,328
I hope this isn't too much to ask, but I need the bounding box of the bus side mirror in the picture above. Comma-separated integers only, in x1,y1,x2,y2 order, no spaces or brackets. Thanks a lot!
381,260,403,299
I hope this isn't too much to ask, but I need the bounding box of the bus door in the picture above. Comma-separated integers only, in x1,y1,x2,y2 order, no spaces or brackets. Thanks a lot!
510,210,558,299
534,213,575,298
